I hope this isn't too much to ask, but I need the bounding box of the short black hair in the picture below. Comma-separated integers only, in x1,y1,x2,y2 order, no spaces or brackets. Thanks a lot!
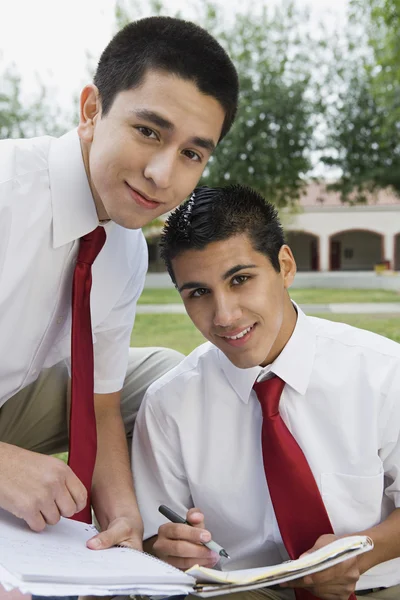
160,184,286,285
93,16,239,140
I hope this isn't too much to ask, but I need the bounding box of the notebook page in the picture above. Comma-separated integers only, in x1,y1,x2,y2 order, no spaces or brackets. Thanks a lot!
0,509,194,586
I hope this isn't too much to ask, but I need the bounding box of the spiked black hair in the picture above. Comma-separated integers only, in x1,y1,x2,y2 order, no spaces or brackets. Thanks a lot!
160,184,286,284
93,16,239,140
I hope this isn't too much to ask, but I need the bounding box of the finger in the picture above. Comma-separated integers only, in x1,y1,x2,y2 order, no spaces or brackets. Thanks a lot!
186,507,205,529
55,490,79,519
65,469,88,513
280,575,314,589
87,519,130,550
159,522,211,545
156,537,217,562
23,509,47,533
40,502,62,526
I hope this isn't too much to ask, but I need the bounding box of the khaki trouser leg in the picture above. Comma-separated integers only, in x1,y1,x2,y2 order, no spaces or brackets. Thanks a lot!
356,585,400,599
0,346,183,452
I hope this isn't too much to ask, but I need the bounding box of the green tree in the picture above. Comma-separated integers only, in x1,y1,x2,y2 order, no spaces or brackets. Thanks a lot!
115,0,322,208
320,2,400,199
350,0,400,128
0,64,72,139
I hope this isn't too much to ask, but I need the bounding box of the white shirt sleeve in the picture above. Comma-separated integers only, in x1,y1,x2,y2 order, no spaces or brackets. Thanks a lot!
379,363,400,508
132,387,193,540
92,237,148,393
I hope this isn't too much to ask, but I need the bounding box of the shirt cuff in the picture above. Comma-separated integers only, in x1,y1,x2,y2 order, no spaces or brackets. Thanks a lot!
94,377,124,394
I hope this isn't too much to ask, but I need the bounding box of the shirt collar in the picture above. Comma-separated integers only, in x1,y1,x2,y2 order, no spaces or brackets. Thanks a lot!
48,129,102,248
218,303,316,403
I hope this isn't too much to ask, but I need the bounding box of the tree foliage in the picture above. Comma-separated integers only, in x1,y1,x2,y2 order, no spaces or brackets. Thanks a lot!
318,23,400,201
322,0,400,199
0,65,72,140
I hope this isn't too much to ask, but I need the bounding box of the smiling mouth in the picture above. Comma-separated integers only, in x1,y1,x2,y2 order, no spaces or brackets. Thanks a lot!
125,183,161,208
221,324,255,340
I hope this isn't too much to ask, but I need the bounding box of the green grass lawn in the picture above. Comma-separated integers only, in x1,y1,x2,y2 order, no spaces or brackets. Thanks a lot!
138,287,181,304
131,312,400,355
138,287,400,305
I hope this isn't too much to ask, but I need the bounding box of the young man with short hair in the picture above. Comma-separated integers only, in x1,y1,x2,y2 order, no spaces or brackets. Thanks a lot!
0,17,238,551
132,185,400,599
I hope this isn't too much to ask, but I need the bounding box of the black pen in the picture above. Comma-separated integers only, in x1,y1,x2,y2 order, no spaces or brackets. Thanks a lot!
158,504,230,559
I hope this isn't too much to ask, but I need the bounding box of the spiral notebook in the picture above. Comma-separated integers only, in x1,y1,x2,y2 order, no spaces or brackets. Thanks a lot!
0,508,373,597
0,508,195,596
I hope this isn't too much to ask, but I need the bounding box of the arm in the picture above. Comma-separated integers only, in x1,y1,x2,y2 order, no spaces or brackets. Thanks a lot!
86,391,143,550
281,510,400,600
358,507,400,573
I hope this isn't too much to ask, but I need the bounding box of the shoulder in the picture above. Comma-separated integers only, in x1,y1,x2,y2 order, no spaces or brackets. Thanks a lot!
309,314,400,363
0,135,54,185
144,342,219,403
107,224,148,273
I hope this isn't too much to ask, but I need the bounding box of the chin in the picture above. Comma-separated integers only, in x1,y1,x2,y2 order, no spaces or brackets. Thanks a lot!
107,209,144,230
227,354,260,370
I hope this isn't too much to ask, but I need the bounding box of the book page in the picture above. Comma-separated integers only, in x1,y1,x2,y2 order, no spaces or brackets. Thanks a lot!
0,509,193,586
187,536,373,585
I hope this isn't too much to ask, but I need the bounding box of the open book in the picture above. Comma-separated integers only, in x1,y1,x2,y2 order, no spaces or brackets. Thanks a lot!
188,536,373,597
0,508,372,597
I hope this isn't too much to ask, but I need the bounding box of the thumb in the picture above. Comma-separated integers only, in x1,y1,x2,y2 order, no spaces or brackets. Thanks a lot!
186,507,206,529
299,533,338,558
86,520,128,551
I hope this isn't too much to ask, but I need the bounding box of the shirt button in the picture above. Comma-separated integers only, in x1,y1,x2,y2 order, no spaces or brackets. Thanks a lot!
57,316,64,324
32,369,37,375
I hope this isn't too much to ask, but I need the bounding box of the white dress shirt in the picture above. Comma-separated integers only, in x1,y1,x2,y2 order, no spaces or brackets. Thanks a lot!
132,306,400,591
0,130,148,407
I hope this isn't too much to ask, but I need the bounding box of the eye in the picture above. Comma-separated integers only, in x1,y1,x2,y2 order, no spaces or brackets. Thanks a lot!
190,287,209,298
231,275,249,286
135,126,158,140
182,149,202,162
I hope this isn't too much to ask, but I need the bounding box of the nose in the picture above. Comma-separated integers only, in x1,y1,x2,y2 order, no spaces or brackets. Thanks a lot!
213,293,242,328
143,150,176,190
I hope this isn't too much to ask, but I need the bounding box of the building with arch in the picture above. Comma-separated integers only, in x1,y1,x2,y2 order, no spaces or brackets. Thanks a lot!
285,183,400,272
145,182,400,273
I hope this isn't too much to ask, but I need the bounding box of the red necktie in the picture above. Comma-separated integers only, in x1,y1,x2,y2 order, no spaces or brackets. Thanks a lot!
253,376,356,600
68,226,106,523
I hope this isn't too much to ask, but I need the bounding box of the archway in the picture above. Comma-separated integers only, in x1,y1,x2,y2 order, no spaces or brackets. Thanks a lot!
286,231,319,271
395,233,400,271
329,229,383,271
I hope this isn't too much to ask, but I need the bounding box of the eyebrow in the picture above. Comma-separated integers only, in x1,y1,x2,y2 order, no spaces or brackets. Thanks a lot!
131,109,216,153
190,136,216,153
132,109,174,130
178,264,257,293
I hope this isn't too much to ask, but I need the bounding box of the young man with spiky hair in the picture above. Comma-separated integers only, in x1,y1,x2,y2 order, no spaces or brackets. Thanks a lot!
133,185,400,599
0,18,238,551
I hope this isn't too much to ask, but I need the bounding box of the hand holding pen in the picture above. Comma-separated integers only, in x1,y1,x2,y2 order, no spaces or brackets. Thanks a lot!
152,505,230,570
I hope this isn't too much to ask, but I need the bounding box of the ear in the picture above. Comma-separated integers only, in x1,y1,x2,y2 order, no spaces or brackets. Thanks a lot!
77,84,101,144
278,245,297,289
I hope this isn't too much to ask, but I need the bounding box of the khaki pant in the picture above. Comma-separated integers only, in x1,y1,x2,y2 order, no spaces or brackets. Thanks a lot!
126,585,400,600
189,584,400,599
0,346,183,453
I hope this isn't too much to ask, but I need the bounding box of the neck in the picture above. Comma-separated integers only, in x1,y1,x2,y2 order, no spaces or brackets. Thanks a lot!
261,294,297,366
79,139,110,221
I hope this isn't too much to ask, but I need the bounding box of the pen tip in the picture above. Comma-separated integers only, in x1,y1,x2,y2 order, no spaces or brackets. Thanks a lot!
220,550,230,559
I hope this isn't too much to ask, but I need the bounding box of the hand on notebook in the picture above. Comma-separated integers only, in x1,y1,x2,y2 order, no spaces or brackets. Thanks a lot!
152,507,220,570
279,533,360,600
86,515,144,551
0,442,87,531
